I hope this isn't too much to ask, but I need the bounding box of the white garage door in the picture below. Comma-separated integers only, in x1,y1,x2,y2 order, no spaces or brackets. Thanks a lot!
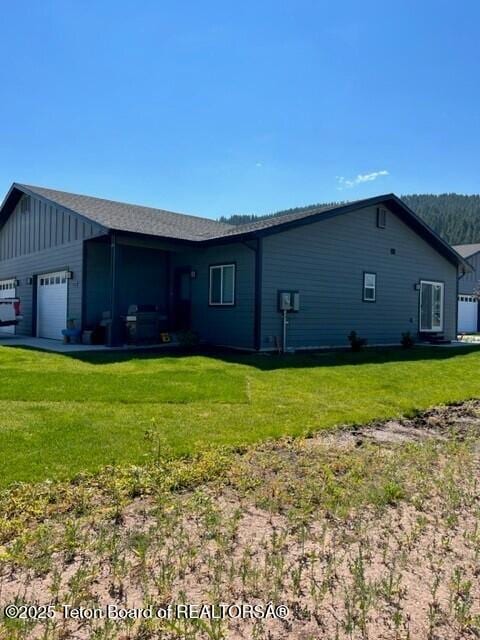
37,271,68,340
458,295,478,333
0,279,16,335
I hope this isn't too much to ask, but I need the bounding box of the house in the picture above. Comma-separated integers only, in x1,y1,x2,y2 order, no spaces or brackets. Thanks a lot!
0,183,470,350
453,243,480,333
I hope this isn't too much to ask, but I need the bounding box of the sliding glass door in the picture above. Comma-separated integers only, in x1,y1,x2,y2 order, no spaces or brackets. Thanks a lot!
420,281,444,332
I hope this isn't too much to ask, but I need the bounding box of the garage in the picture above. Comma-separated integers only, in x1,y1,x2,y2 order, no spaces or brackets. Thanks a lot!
458,295,478,333
0,279,16,334
37,271,68,340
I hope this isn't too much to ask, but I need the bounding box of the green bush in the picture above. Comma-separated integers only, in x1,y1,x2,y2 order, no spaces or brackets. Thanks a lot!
348,330,367,352
401,331,415,349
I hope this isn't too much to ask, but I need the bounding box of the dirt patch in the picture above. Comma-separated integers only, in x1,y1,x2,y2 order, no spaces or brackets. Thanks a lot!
349,399,480,444
1,401,480,639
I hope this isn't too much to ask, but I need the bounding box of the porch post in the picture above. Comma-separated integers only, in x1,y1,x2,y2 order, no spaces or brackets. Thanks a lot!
108,233,123,346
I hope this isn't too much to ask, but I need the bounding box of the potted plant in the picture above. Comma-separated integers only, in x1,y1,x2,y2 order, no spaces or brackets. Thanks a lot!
61,318,82,344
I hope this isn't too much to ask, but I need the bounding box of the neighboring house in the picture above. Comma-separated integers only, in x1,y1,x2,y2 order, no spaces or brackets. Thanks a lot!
453,243,480,333
0,184,470,349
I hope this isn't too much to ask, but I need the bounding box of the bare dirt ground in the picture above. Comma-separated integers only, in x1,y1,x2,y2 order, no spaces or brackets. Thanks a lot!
1,401,480,639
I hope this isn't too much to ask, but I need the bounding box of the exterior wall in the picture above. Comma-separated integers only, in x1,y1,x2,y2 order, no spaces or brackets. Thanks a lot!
84,240,169,327
260,205,458,349
0,194,104,335
0,194,102,260
0,243,84,335
458,252,480,295
172,242,256,349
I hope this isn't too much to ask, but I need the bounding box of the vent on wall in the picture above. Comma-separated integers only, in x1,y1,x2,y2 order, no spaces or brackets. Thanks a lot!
20,195,31,214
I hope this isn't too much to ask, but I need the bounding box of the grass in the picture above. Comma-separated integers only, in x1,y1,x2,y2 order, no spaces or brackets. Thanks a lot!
1,344,480,487
1,403,479,639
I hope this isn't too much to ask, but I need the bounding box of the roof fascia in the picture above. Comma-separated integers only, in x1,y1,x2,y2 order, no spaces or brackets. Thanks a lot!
199,194,471,271
386,194,472,272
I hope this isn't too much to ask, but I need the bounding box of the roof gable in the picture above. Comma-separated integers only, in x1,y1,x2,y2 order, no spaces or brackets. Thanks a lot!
12,184,234,242
0,183,470,271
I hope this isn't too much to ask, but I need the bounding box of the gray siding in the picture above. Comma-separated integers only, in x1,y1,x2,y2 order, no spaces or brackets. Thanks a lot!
173,242,255,349
0,194,105,335
85,237,257,348
0,242,84,335
459,252,480,295
260,205,458,349
0,194,103,260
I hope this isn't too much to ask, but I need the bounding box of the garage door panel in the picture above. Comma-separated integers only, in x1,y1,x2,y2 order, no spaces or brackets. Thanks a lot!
37,271,68,340
0,279,16,335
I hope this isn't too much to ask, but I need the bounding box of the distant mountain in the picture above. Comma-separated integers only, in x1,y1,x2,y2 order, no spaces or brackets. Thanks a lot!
219,194,480,245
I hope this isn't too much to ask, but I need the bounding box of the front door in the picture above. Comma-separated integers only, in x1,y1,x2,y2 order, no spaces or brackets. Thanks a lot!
173,267,192,330
420,280,444,332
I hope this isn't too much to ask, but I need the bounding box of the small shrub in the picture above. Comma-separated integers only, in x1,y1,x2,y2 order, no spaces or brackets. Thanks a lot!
348,331,367,352
401,331,415,349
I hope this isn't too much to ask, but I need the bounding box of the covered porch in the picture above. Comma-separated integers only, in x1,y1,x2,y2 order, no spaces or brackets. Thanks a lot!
84,233,195,347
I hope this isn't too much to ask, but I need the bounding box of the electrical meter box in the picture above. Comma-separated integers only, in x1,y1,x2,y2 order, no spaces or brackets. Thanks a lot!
278,290,300,312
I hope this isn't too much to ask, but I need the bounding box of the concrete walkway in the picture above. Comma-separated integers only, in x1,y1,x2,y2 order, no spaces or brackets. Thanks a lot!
0,335,177,353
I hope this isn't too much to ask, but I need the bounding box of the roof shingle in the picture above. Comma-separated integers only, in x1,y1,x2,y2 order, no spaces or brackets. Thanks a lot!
7,184,470,272
19,184,234,242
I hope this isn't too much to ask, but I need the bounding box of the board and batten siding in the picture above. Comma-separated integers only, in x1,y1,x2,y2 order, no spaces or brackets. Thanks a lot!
172,242,256,349
260,205,458,349
0,194,101,259
0,194,105,335
458,252,480,295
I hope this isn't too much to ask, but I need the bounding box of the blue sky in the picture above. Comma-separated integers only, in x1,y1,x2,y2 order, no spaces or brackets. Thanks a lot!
1,1,479,218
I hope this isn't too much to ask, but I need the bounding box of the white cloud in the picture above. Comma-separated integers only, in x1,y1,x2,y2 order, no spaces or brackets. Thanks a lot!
255,162,263,168
336,170,389,190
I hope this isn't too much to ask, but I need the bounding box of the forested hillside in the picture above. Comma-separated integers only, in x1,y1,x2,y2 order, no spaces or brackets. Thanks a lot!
219,194,480,245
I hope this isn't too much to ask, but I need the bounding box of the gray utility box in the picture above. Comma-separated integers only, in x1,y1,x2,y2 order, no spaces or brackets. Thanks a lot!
278,290,300,312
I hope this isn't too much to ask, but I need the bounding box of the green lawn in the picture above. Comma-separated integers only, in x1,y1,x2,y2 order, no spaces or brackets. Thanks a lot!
1,344,480,488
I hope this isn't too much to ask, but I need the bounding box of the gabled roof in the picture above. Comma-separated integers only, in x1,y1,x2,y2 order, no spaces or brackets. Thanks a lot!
0,184,234,242
452,243,480,258
0,183,471,271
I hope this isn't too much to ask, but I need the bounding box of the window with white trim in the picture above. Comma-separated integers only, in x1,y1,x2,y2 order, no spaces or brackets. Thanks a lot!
209,264,235,306
376,207,386,228
420,280,444,332
363,272,376,302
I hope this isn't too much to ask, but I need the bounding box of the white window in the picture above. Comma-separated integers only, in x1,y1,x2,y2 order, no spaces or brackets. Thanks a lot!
420,281,444,332
363,272,376,302
209,264,235,306
376,207,386,228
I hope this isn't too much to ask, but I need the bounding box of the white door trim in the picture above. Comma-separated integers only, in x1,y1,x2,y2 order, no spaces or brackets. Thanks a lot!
419,280,444,332
36,271,68,340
